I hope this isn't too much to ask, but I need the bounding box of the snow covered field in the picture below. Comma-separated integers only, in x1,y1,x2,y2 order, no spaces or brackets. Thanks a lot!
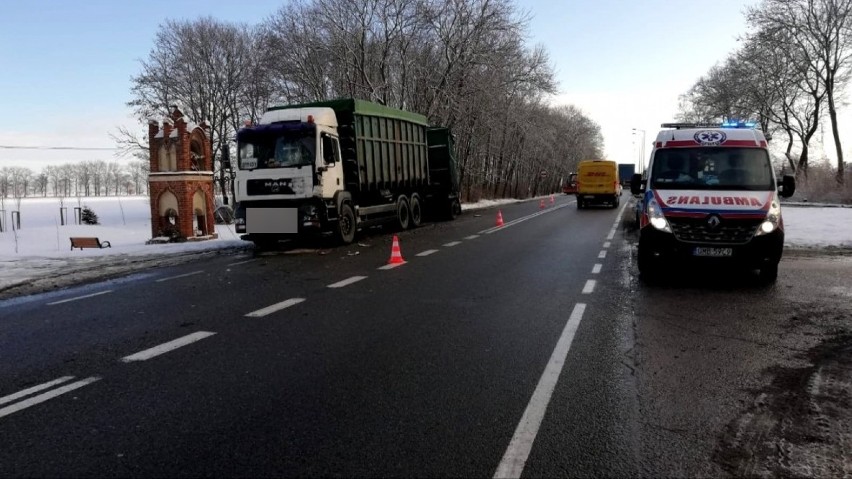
0,195,849,293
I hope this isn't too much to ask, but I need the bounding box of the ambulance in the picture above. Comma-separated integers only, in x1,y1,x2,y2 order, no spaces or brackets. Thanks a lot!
630,121,796,282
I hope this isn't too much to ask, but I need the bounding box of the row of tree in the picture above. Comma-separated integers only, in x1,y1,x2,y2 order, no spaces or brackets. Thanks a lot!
119,0,603,200
679,0,852,184
0,161,149,199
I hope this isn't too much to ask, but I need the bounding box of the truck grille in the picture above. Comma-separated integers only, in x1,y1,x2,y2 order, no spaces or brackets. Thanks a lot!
247,179,295,196
668,216,762,244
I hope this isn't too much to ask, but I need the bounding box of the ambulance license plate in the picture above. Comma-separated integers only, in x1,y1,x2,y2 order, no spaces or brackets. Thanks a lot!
693,247,733,257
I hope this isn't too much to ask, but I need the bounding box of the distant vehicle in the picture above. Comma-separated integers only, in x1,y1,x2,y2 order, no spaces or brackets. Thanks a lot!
562,172,578,194
576,160,622,209
618,163,635,187
232,99,461,247
631,120,796,282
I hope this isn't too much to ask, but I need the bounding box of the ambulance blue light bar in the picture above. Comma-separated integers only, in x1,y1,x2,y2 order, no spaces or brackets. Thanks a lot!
721,119,757,128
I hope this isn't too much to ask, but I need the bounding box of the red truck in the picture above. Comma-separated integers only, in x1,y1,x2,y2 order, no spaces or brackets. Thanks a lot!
562,172,578,194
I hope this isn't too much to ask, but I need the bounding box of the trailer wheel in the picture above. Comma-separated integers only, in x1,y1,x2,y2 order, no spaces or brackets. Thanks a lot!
409,194,423,228
450,198,461,219
397,196,411,230
336,203,356,244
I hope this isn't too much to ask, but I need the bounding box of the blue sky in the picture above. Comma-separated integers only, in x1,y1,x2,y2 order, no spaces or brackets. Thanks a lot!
0,0,758,170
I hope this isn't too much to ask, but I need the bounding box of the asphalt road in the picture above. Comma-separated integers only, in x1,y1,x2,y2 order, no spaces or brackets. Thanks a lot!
1,195,850,478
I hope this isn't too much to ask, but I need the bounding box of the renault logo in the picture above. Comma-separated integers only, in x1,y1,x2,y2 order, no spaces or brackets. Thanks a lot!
706,215,721,229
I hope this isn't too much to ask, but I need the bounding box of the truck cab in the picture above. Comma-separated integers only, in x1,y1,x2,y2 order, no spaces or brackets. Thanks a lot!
631,121,796,282
233,107,348,245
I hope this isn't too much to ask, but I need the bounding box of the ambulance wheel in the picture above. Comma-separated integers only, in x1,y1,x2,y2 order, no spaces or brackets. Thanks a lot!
397,196,411,230
409,194,423,228
336,203,356,245
759,262,779,283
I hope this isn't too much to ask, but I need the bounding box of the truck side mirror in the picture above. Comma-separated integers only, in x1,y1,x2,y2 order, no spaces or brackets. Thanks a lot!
630,173,643,195
778,174,796,198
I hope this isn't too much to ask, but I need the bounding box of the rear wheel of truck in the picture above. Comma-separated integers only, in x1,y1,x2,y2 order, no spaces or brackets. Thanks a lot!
409,194,423,228
336,203,356,245
449,198,461,219
614,194,620,208
397,196,411,230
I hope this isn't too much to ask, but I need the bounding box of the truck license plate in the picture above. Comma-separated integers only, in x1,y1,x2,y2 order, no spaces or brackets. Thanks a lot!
693,247,733,257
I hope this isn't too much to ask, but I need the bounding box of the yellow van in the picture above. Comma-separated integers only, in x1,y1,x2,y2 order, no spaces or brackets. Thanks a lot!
576,159,622,209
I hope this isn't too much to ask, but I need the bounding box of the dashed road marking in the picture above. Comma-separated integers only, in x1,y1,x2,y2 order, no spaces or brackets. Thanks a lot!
494,303,587,479
378,263,405,270
121,332,217,362
598,250,607,259
0,376,75,406
328,276,367,288
0,377,101,420
416,249,439,257
603,241,611,248
245,299,306,318
227,259,256,267
582,280,596,294
443,241,462,247
47,290,113,306
465,235,480,240
592,264,602,274
606,229,615,240
156,271,204,283
479,204,570,234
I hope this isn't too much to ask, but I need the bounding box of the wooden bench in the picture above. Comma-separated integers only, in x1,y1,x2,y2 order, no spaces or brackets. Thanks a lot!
70,237,111,250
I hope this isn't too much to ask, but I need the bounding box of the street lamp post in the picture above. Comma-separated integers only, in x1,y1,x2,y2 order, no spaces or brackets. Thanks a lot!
632,128,646,175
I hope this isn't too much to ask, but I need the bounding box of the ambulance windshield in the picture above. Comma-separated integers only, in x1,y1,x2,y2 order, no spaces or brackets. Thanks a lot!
650,147,774,191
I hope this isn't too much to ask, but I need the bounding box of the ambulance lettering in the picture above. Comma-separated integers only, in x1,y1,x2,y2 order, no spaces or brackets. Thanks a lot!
664,195,764,207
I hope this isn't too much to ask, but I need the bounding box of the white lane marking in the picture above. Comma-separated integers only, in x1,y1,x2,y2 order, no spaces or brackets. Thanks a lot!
592,264,602,274
603,241,611,249
327,276,367,289
155,270,204,283
245,299,306,318
0,377,101,420
227,259,255,267
598,250,607,259
465,235,480,240
582,280,596,294
443,241,462,247
480,204,570,234
494,303,587,479
378,263,405,270
120,332,217,362
0,376,75,406
416,249,439,257
47,290,113,306
606,229,615,240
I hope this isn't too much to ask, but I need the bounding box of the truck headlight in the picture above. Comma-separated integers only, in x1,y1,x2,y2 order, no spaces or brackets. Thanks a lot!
646,198,671,233
291,177,306,193
235,217,245,226
755,197,781,236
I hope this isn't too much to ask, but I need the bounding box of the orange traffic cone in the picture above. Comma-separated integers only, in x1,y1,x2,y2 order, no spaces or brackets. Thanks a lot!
387,235,405,264
550,194,555,205
496,210,504,227
540,199,546,209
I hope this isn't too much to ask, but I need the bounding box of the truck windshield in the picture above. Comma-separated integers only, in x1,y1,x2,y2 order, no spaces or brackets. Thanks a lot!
238,133,315,170
650,147,774,191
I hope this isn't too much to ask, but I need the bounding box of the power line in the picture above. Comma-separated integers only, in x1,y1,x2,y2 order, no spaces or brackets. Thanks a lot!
0,145,118,151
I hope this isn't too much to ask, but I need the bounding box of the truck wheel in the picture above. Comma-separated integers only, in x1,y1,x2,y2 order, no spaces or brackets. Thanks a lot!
397,196,411,230
449,198,461,219
759,262,779,283
336,203,356,244
577,199,584,209
614,195,620,208
409,194,423,228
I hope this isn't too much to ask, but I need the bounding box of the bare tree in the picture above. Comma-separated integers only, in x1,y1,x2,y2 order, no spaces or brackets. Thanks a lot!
749,0,852,183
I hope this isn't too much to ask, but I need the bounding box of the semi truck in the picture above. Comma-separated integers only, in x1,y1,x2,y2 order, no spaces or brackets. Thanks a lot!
232,99,460,247
618,163,635,187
